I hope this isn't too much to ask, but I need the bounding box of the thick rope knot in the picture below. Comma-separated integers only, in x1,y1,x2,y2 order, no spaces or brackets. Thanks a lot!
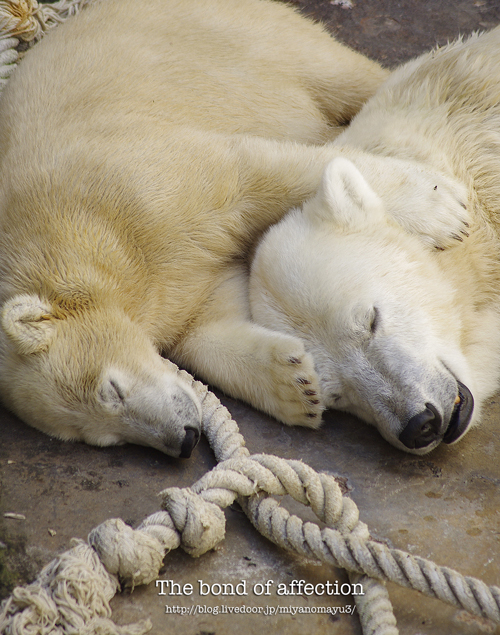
161,487,226,558
88,519,165,589
0,0,39,40
0,0,95,43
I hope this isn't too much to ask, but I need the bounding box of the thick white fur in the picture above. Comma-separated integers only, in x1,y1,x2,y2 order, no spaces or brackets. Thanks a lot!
0,0,471,454
250,28,500,453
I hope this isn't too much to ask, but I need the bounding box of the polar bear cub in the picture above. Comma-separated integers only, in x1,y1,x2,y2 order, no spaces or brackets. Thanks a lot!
250,28,500,454
0,0,389,458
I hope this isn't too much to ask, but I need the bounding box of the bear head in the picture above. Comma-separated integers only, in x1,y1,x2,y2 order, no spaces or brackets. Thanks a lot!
0,294,201,458
250,157,475,454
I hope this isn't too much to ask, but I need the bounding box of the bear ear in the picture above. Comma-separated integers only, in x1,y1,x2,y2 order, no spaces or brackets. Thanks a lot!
1,294,56,355
304,157,386,230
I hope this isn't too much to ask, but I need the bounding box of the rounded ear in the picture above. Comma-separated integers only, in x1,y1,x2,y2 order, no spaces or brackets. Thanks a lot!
1,294,56,354
304,157,386,230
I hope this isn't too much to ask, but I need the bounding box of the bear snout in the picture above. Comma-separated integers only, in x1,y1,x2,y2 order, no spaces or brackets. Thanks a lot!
398,381,475,451
398,403,443,450
180,427,200,459
157,387,202,457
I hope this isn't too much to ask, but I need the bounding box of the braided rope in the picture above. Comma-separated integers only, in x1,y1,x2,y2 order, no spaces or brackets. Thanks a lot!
0,4,497,635
3,367,498,634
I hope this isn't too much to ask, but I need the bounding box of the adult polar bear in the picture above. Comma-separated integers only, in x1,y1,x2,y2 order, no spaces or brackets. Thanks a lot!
0,0,468,458
250,27,500,454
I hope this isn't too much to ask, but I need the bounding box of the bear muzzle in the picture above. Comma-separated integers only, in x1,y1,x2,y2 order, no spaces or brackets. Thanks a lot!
179,426,200,459
398,380,474,450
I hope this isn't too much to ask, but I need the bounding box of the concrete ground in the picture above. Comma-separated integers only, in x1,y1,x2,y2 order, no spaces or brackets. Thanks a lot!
1,1,500,634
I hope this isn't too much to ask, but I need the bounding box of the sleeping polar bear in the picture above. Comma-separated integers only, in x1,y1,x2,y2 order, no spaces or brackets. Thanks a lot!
250,27,500,454
0,0,470,457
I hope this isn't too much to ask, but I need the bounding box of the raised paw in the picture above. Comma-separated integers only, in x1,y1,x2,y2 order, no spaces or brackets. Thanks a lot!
393,167,471,250
424,177,470,250
266,337,324,428
384,161,471,249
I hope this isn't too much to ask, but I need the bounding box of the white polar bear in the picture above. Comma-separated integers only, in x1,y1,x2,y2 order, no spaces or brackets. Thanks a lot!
250,27,500,454
0,0,470,457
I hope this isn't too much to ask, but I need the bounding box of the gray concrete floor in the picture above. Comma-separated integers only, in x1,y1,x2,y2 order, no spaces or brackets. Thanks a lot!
1,2,500,634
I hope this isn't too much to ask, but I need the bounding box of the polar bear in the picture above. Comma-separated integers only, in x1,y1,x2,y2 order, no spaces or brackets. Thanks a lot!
250,27,500,454
0,0,469,457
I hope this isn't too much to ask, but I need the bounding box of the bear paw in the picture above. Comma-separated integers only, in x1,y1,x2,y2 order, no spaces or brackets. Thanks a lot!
420,177,470,250
390,167,471,250
266,337,323,428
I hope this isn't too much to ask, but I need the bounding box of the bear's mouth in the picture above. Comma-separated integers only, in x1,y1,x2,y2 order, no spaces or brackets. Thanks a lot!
442,380,474,444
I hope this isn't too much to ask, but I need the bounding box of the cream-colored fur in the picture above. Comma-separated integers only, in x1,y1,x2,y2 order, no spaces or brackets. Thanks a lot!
250,27,500,454
0,0,469,456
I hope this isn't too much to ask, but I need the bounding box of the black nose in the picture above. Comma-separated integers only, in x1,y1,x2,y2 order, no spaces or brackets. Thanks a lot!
399,403,442,449
179,426,200,459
